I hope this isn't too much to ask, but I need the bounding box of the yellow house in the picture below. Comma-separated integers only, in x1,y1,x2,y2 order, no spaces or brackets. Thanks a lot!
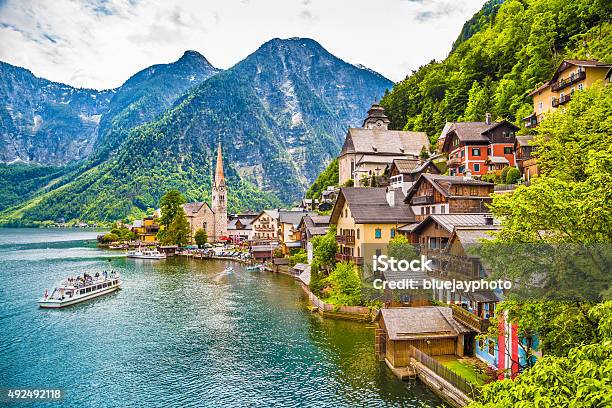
330,187,417,276
524,59,612,128
131,216,161,243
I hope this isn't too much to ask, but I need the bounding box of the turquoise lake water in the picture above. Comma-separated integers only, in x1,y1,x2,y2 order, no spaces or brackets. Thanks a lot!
0,228,446,407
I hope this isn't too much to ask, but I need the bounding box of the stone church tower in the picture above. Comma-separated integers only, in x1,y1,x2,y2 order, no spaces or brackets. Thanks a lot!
362,103,391,130
211,142,228,241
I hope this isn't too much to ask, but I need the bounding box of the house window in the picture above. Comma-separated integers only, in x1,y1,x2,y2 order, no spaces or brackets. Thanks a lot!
356,229,360,239
420,208,424,215
474,163,480,172
441,206,445,214
472,148,481,156
578,83,584,91
426,207,430,215
375,228,382,239
431,206,436,214
538,101,543,114
461,150,465,157
504,147,513,155
390,229,395,238
502,131,507,138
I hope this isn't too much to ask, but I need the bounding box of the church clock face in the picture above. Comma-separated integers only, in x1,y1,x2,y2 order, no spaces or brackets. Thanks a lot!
376,120,383,128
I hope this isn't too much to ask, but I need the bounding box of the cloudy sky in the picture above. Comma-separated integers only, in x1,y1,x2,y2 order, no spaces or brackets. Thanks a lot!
0,0,486,89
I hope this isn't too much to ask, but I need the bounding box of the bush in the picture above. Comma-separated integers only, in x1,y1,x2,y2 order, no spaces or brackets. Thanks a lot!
505,167,521,184
324,262,362,306
100,233,119,243
194,228,207,247
289,249,307,266
273,247,284,258
500,166,510,184
343,178,354,187
309,259,325,296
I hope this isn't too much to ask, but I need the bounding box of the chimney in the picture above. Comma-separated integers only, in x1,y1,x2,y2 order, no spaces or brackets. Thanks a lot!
485,112,492,125
484,214,494,225
386,187,395,207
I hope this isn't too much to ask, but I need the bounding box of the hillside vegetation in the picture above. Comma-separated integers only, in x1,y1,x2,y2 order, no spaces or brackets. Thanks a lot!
381,0,612,141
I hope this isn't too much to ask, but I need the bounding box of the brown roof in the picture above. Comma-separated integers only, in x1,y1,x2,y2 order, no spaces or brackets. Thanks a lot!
405,174,493,202
412,214,500,234
299,214,331,236
441,121,519,152
331,187,416,224
530,60,612,95
341,128,429,157
391,158,441,175
377,307,471,340
182,202,212,215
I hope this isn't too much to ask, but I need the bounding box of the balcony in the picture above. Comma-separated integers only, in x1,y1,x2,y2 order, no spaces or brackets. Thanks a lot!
412,195,434,205
451,304,491,333
336,235,355,245
447,156,462,167
552,93,571,107
551,70,586,92
335,253,363,265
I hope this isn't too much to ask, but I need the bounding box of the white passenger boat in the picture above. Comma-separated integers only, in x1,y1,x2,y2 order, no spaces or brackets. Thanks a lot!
38,271,122,308
224,267,234,274
126,248,166,259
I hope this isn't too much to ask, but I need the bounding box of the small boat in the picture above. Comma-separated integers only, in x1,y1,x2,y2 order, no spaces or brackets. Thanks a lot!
246,264,263,272
126,248,166,259
224,267,234,274
38,271,122,308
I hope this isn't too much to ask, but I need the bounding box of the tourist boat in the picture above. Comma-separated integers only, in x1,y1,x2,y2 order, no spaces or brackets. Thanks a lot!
126,248,166,259
38,271,122,308
224,267,234,274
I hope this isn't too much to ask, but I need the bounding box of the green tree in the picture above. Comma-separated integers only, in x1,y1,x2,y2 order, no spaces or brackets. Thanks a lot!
461,79,494,121
388,234,419,262
324,262,362,306
309,259,325,296
194,228,207,247
505,167,521,184
311,225,338,272
159,190,186,230
289,249,308,267
500,166,510,184
157,190,189,246
306,158,339,199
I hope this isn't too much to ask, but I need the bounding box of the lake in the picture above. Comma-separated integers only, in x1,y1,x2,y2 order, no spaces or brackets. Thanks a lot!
0,228,445,407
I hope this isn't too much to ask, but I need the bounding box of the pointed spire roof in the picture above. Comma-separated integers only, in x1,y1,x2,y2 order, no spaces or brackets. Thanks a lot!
214,142,225,186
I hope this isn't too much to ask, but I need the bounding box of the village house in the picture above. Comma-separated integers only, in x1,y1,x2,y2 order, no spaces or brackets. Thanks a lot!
523,59,612,128
388,157,441,195
441,115,520,177
300,198,319,211
338,104,429,185
297,214,330,262
182,143,228,243
403,174,494,223
277,210,317,254
330,187,416,274
251,209,279,241
227,213,258,243
131,216,160,243
514,135,539,182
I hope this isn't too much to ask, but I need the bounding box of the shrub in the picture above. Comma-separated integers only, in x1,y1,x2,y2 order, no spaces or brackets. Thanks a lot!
324,262,362,306
505,167,521,184
289,249,307,266
500,166,510,183
194,228,207,247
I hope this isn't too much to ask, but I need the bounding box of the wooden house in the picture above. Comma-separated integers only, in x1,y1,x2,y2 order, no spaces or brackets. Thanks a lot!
375,307,473,368
388,158,440,195
404,174,493,222
441,116,519,177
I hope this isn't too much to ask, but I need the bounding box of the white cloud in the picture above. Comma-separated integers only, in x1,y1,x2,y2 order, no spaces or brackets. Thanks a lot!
0,0,486,88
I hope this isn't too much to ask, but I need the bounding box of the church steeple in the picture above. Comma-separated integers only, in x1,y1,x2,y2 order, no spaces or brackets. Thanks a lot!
211,142,228,241
214,142,225,187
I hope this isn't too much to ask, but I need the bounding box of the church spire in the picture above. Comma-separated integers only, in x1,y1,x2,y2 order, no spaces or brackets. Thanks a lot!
214,142,225,187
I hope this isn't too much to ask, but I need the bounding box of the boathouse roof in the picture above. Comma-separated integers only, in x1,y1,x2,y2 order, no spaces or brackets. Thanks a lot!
377,307,471,341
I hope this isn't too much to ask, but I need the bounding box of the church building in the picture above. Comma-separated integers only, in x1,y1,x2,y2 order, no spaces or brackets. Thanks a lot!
183,143,228,243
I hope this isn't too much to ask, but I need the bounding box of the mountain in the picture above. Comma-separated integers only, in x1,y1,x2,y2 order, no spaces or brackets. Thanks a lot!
0,62,114,165
0,51,220,166
380,0,612,140
93,50,220,157
1,38,392,223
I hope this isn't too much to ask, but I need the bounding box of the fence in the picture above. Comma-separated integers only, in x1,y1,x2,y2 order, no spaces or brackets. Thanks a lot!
409,345,480,399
